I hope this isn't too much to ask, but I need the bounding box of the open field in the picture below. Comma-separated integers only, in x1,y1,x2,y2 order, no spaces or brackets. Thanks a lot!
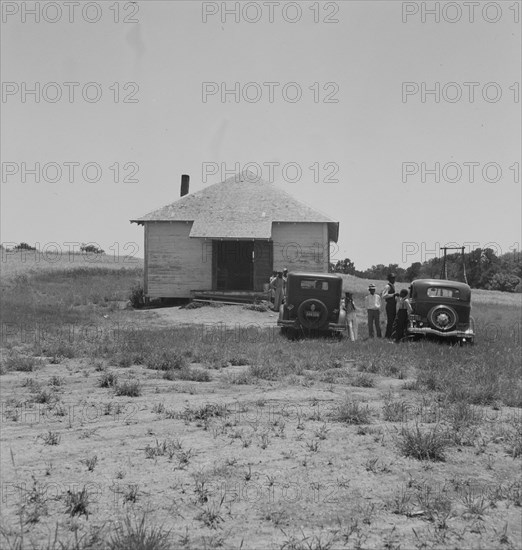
1,257,521,549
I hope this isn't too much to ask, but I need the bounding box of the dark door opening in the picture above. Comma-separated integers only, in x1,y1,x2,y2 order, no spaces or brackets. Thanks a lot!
213,241,254,291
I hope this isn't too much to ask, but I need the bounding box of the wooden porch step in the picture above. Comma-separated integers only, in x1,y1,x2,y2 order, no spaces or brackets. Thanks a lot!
191,290,269,304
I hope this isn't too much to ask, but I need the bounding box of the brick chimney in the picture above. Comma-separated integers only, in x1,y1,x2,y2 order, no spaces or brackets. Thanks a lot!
180,174,189,197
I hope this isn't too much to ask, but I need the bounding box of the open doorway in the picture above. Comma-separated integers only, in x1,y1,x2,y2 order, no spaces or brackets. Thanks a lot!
213,241,253,291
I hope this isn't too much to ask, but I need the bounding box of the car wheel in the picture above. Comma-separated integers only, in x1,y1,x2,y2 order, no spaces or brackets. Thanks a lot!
427,305,458,331
297,299,329,330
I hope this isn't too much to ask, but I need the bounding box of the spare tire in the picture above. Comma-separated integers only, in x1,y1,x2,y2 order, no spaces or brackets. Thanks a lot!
297,299,329,329
427,305,458,331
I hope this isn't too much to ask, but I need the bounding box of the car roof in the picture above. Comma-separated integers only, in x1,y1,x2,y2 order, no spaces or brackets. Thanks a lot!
411,279,471,291
287,272,343,280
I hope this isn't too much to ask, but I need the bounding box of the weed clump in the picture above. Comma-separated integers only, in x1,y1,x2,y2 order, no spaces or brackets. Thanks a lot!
398,424,447,461
4,353,41,373
108,514,171,550
146,350,187,371
99,371,119,388
114,380,142,397
332,400,372,425
128,283,144,309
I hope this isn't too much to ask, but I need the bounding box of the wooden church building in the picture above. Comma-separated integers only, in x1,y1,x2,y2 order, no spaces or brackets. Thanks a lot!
131,171,339,299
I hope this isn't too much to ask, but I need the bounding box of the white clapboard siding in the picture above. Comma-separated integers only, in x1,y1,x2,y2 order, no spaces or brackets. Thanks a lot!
272,222,329,273
146,222,211,298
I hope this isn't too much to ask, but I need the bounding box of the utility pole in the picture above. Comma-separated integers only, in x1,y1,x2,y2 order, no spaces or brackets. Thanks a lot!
440,246,468,284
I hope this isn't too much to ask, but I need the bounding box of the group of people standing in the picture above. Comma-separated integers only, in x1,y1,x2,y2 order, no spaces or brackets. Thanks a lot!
346,273,412,342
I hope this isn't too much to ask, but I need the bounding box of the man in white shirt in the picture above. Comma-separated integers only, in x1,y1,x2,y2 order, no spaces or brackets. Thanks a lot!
364,284,382,338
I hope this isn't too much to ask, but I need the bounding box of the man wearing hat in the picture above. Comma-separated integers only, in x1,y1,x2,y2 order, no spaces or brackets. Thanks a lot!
364,283,382,338
382,273,399,338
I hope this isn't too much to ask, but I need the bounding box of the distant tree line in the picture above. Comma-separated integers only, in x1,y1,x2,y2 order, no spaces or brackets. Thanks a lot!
330,248,522,293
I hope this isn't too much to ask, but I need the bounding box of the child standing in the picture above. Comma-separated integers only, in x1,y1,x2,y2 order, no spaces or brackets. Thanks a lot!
344,291,358,342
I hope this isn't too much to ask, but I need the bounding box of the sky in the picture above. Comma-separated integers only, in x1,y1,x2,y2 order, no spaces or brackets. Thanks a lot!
1,0,521,270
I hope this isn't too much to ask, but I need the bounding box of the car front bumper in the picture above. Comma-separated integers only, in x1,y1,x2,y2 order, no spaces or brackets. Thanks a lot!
406,326,474,340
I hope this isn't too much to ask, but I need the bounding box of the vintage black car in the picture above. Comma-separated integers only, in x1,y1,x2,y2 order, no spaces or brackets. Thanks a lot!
406,279,475,344
277,272,346,335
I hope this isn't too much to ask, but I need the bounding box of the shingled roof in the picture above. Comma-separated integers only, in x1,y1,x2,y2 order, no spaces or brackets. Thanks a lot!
130,171,339,242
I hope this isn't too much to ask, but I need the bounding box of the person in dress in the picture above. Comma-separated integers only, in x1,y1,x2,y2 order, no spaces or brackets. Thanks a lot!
344,291,358,342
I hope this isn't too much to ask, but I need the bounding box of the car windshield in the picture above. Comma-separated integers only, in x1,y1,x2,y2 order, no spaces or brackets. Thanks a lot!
427,287,460,299
300,280,329,291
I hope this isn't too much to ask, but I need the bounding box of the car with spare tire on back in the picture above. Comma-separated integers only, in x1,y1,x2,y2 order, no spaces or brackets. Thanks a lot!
277,272,346,336
406,279,475,344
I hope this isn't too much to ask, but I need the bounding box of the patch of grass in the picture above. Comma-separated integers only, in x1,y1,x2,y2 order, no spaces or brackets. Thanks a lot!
459,486,489,516
414,482,453,522
123,484,139,504
20,476,49,524
181,403,228,422
145,349,187,371
249,362,282,381
108,514,171,550
48,375,64,387
351,373,375,388
332,399,372,425
388,485,412,516
33,389,56,404
152,402,165,414
40,431,61,446
163,366,210,382
196,497,225,530
81,455,98,472
398,424,447,461
382,396,410,423
4,353,41,373
114,380,142,397
228,355,248,366
99,371,118,388
314,424,330,440
64,486,90,518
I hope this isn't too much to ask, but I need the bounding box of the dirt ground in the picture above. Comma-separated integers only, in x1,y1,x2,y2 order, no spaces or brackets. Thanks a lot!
1,302,521,549
141,303,280,330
